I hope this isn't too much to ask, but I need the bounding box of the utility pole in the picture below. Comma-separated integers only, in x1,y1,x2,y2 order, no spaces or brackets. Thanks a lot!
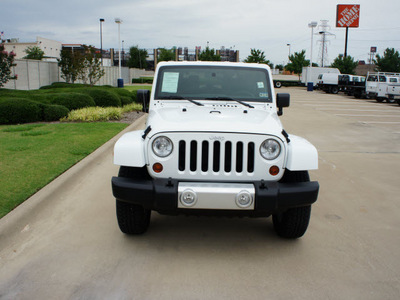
317,20,335,67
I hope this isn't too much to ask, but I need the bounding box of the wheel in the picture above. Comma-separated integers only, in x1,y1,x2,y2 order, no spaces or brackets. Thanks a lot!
274,81,282,88
272,170,312,239
386,95,395,103
397,99,400,106
116,200,151,234
116,166,151,234
331,86,339,94
376,97,384,103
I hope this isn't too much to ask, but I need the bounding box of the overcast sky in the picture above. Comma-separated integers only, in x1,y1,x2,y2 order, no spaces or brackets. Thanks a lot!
2,0,400,66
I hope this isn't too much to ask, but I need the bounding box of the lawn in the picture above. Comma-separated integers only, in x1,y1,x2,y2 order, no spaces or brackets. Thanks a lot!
0,122,128,218
123,85,152,92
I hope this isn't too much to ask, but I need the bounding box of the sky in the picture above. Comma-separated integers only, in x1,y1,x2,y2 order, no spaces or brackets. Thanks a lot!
1,0,400,66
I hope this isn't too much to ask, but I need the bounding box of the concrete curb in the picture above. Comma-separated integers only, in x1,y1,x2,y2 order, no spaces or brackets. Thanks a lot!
0,115,147,243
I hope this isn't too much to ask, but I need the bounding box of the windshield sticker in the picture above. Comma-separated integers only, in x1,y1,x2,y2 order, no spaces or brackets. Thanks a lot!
257,82,265,89
161,72,180,93
259,92,268,98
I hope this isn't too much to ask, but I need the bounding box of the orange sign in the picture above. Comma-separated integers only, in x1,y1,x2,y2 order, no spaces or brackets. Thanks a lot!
336,4,360,27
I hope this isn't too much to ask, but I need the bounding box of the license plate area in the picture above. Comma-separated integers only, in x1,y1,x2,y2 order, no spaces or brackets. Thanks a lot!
178,182,255,210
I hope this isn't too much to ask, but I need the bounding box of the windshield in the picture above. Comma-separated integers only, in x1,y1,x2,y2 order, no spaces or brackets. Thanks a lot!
155,65,272,103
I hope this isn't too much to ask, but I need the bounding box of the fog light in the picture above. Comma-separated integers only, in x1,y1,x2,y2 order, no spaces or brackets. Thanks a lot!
153,163,163,173
180,189,197,207
235,191,253,208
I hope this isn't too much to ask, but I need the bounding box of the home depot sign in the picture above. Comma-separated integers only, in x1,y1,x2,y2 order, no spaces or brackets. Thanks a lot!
336,4,360,27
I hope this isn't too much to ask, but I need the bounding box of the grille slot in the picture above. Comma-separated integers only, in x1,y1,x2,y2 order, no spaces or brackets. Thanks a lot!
178,139,255,174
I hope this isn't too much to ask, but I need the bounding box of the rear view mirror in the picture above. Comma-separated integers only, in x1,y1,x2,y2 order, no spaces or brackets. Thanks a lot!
137,89,150,113
276,93,290,116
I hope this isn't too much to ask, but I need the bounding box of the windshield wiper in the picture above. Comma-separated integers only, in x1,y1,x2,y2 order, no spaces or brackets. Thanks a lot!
205,97,254,108
158,95,203,106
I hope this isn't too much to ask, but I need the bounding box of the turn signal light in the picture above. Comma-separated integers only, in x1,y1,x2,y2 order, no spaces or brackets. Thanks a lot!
269,166,280,176
153,163,163,173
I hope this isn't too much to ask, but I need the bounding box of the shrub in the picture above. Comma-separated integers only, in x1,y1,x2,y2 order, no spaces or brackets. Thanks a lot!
0,98,42,124
62,106,122,122
43,104,70,121
40,82,89,89
120,96,133,105
84,89,121,107
132,77,153,84
51,93,96,110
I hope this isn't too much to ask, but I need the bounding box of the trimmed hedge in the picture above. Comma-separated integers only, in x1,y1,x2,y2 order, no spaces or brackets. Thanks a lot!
83,89,122,107
0,98,42,124
132,78,153,84
51,93,96,110
43,104,70,121
120,96,133,105
40,82,90,89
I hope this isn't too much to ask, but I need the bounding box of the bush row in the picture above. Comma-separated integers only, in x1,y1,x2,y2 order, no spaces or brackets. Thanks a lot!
0,98,69,124
132,77,153,84
0,84,140,124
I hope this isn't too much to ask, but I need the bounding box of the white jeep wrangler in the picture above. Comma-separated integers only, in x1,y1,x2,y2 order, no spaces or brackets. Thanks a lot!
112,61,319,239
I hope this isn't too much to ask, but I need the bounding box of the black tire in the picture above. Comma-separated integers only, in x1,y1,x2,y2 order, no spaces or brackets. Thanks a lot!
116,166,151,234
272,170,312,239
331,86,339,94
397,99,400,106
376,97,384,103
275,81,282,88
386,96,395,103
116,200,151,234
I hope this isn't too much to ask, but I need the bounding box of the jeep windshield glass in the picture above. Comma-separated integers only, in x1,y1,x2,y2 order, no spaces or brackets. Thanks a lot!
154,65,272,103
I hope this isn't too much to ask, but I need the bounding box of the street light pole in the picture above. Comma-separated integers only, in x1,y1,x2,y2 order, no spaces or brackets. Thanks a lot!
99,18,104,66
115,18,123,87
286,43,291,64
308,21,318,91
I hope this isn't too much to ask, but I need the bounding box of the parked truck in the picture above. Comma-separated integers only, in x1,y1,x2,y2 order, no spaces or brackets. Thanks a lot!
111,61,319,239
317,73,341,94
301,67,340,88
338,74,366,98
366,72,400,103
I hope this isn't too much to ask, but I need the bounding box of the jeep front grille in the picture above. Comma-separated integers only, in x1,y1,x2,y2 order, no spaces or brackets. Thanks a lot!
178,140,255,174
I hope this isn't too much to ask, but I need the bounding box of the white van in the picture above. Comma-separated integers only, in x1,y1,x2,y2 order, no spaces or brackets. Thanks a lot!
317,73,340,94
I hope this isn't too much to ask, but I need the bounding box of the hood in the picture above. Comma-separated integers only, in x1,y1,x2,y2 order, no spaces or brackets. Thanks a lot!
146,103,283,137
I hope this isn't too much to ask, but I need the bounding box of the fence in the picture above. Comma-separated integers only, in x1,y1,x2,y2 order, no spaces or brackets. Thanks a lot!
3,59,154,90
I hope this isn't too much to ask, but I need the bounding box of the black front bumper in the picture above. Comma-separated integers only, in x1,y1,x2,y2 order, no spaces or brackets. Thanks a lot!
111,177,319,217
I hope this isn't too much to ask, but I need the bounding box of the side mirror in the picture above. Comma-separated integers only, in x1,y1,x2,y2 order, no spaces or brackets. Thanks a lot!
137,89,150,113
276,93,290,116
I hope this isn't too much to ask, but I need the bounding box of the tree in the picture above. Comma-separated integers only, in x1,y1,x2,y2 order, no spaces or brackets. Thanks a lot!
58,48,84,83
285,50,309,79
198,47,221,61
127,46,148,69
158,48,176,62
330,54,358,74
79,45,105,86
374,48,400,72
23,46,45,60
275,64,284,71
0,44,17,87
244,49,271,65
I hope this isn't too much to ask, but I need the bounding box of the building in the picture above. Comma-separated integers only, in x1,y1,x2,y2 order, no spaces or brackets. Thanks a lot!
2,36,62,61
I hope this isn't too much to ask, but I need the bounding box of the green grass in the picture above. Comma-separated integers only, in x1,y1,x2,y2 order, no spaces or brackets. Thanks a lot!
0,122,128,218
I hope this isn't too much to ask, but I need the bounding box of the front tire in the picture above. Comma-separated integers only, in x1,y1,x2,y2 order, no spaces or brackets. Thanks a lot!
116,200,151,234
116,166,151,234
273,170,312,239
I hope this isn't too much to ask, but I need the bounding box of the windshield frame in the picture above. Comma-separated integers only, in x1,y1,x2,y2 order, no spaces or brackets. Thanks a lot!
154,65,273,103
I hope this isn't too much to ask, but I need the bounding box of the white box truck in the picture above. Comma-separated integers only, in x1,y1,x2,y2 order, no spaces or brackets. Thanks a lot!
301,67,340,88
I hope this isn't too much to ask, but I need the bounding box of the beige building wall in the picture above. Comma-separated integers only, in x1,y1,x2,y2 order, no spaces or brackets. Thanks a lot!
3,37,62,60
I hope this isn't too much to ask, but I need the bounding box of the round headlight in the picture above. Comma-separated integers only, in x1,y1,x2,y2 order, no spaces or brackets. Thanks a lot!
260,139,281,160
152,136,173,157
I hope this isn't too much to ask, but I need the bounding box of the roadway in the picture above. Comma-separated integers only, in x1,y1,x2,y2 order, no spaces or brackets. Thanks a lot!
0,87,399,299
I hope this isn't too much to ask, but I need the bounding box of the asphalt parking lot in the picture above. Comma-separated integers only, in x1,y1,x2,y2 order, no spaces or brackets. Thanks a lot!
0,87,399,299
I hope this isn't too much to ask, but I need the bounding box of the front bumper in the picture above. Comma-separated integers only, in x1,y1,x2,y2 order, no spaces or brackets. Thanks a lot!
111,177,319,217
